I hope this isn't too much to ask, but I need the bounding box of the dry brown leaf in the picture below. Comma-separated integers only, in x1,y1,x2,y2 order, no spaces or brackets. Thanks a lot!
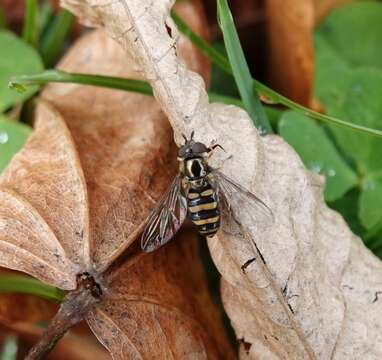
60,0,382,359
0,2,235,357
265,0,314,107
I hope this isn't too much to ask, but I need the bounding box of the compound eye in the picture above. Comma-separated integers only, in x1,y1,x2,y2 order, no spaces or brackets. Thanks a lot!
191,142,207,154
178,145,188,157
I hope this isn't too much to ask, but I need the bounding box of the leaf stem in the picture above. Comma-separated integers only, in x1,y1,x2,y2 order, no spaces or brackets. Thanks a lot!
25,287,98,360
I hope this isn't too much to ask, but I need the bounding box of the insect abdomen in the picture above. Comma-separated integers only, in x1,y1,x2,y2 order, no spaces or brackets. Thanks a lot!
187,184,220,237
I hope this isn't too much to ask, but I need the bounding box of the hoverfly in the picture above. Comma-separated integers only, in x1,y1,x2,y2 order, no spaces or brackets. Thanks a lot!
141,131,273,252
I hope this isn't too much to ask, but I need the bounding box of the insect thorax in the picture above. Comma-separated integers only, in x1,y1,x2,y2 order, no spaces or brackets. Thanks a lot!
180,156,210,188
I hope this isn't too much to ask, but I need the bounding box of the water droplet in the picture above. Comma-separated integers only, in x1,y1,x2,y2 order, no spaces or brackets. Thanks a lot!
0,132,9,144
327,169,336,177
310,163,322,174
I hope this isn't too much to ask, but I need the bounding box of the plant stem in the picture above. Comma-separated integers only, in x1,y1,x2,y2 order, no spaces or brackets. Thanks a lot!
9,68,382,138
25,278,100,359
253,81,382,137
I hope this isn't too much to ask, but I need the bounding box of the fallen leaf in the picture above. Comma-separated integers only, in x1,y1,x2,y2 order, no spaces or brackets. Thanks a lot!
0,3,235,358
60,0,382,358
265,0,315,107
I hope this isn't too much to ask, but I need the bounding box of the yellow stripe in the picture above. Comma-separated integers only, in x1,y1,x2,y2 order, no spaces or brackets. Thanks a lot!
201,189,213,197
189,202,217,213
187,192,199,199
194,216,220,226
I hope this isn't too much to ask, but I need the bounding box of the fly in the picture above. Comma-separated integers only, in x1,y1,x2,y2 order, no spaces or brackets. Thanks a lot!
141,131,274,252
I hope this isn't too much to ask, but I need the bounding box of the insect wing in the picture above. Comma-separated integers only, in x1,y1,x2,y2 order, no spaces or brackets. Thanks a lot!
212,170,274,234
141,175,187,252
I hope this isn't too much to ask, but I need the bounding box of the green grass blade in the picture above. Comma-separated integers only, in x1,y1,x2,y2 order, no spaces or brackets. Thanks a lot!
171,11,232,74
9,70,154,95
0,275,64,302
40,9,74,67
22,0,39,47
216,0,272,134
10,70,382,138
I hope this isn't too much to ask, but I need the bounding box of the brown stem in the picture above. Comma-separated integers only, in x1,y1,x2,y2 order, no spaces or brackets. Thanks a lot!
25,278,100,360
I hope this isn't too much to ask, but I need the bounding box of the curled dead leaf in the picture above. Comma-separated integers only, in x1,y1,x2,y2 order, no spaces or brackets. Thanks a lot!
0,3,235,357
60,0,382,359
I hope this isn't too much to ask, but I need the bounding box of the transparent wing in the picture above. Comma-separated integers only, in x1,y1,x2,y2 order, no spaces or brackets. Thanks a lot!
141,175,188,252
212,170,274,235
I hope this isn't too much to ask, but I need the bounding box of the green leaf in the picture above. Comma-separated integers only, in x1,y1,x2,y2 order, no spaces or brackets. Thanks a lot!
322,69,382,174
329,189,365,237
0,30,43,112
0,115,32,173
279,111,358,202
316,2,382,69
216,0,272,134
359,171,382,229
0,275,64,302
315,2,382,230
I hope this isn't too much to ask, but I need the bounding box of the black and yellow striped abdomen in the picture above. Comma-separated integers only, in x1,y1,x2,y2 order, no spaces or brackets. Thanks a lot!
187,183,220,237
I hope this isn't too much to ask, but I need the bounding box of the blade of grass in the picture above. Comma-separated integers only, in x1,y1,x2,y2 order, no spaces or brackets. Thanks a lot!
9,70,153,95
9,69,382,139
22,0,39,47
216,0,272,134
0,275,64,302
173,11,382,138
40,9,74,67
9,70,243,109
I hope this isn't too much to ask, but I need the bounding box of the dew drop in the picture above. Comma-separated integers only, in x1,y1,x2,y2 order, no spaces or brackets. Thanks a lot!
0,132,9,144
327,169,336,177
311,163,322,174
